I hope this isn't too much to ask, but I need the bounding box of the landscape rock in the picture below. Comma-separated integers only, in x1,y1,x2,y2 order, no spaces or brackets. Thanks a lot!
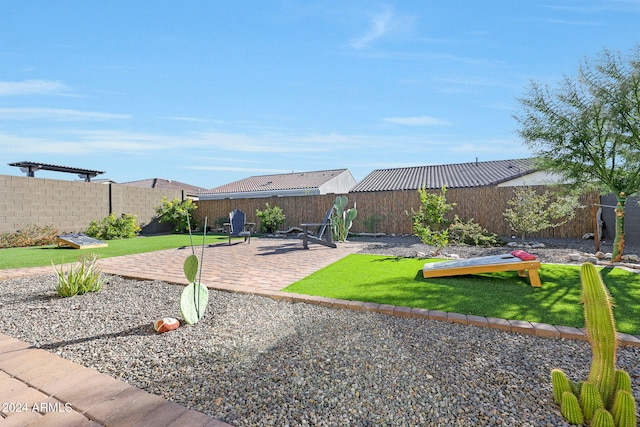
568,253,582,262
154,317,180,333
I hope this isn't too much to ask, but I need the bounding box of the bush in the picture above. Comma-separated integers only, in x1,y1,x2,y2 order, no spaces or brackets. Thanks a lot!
0,225,59,248
255,203,286,233
155,197,197,233
52,253,106,297
409,186,455,254
449,216,500,247
362,214,384,233
85,213,140,240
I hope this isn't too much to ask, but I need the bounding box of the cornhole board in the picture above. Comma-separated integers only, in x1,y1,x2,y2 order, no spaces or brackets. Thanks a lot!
56,234,107,249
423,253,541,287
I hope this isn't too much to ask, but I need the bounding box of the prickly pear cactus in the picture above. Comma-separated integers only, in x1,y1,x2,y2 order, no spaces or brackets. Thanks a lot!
549,263,637,426
178,215,210,325
184,254,198,283
331,196,357,242
180,281,209,325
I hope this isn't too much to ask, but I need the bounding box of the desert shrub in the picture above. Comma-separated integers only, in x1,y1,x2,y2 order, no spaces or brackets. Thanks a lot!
213,216,228,231
52,253,105,297
409,186,455,254
362,214,384,233
155,197,197,233
85,213,140,240
504,186,581,243
448,216,500,247
0,225,59,248
255,203,286,233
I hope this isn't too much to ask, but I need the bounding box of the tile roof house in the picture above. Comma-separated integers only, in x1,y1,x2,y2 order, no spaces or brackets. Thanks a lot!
120,178,207,198
199,169,356,200
350,158,559,192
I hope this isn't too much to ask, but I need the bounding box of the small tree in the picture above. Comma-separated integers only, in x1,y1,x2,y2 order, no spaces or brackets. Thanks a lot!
255,203,286,233
514,45,640,261
410,186,455,255
503,186,580,243
155,197,197,233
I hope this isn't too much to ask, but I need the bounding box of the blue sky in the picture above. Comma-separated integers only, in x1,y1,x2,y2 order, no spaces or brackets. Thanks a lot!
1,1,639,189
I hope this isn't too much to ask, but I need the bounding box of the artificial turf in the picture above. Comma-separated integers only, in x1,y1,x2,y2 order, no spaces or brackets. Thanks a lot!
283,254,640,335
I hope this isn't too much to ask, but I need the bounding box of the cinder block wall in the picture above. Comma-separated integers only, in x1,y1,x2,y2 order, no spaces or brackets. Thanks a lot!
0,175,183,234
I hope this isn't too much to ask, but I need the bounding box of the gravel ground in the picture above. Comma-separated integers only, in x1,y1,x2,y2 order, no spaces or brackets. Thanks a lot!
1,237,639,426
353,234,640,265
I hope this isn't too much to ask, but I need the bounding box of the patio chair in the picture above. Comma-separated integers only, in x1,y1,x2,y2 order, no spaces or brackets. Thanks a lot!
224,209,255,245
422,250,542,287
299,207,337,249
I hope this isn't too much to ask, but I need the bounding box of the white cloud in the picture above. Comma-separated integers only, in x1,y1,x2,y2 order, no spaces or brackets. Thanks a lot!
350,6,394,49
383,115,451,126
0,108,130,121
0,80,68,96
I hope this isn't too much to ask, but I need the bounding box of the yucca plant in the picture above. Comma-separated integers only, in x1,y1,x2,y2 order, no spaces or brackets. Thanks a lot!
52,253,105,297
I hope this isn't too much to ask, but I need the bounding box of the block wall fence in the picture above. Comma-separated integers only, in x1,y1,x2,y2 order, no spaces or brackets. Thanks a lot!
0,174,603,240
194,187,601,239
0,175,184,234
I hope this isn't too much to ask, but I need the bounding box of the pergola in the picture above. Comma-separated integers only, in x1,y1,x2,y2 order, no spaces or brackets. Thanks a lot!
8,161,105,182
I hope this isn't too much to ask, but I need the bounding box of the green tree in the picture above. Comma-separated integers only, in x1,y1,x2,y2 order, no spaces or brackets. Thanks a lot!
410,186,455,255
514,46,640,261
155,197,197,233
503,186,581,243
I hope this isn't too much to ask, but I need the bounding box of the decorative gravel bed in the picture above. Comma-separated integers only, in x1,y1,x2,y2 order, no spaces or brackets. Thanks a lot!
1,237,639,426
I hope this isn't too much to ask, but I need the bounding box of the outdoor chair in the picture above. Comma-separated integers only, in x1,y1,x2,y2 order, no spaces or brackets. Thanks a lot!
224,209,255,245
299,207,337,249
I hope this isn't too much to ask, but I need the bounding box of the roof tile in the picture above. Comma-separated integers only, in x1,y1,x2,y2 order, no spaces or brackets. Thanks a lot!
202,169,349,194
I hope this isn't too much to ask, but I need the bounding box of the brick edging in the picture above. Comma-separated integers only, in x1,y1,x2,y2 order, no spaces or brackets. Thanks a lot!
265,291,640,348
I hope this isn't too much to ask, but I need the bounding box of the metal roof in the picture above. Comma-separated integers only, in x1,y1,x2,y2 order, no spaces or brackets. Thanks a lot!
120,178,206,195
350,159,537,192
201,169,350,194
8,161,105,182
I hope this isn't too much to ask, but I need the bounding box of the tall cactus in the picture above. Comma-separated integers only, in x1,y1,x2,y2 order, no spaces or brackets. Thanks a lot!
331,195,357,242
550,262,637,426
581,262,617,407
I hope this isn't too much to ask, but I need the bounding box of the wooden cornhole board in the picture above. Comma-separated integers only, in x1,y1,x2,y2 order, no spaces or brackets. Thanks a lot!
57,234,108,249
423,253,542,287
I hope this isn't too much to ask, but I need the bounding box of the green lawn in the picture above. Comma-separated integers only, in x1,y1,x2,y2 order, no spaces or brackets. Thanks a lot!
0,234,228,269
283,254,640,335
